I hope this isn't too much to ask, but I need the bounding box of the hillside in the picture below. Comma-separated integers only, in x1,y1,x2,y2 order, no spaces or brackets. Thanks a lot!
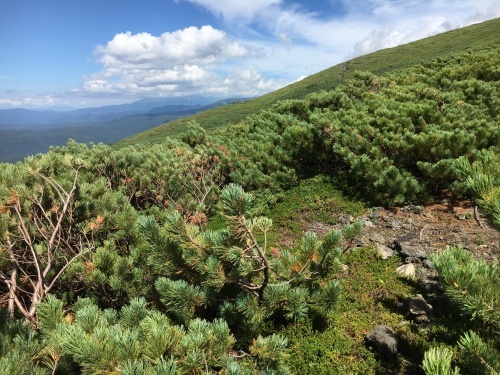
117,17,500,147
0,19,499,375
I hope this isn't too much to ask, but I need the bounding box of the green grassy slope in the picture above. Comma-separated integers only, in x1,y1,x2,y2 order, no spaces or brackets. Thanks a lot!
117,17,500,147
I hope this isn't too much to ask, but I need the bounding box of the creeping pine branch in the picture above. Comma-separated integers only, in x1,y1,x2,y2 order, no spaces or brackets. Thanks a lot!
0,168,93,322
239,216,269,304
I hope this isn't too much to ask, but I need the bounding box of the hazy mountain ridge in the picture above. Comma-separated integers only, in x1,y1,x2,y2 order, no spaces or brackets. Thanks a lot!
0,96,251,162
0,96,220,126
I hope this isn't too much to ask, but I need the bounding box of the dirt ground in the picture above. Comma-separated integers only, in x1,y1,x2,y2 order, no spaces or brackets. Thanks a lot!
306,199,498,262
366,201,498,261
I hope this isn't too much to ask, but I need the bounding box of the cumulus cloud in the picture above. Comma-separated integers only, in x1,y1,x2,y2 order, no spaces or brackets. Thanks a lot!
84,65,215,94
81,25,275,97
94,26,249,70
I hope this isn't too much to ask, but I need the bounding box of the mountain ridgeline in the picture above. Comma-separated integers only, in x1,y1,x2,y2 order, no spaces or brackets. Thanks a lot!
0,18,499,374
118,17,500,146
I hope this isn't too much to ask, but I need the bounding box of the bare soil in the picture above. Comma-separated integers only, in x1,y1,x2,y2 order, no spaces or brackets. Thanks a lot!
303,199,498,262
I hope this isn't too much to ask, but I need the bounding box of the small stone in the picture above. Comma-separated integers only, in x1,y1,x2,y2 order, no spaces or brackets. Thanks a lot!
396,263,415,279
415,315,431,324
405,256,422,265
422,280,443,293
396,241,428,259
455,214,466,220
358,237,370,246
401,205,423,214
376,244,394,259
369,233,386,244
417,267,438,279
415,206,424,214
391,220,402,229
363,220,375,228
407,294,432,316
365,325,398,360
339,214,354,224
368,211,382,219
422,259,434,269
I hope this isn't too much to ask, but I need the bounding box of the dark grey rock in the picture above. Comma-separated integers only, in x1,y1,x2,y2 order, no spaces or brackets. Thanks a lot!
394,241,428,259
365,325,398,359
421,280,443,294
422,259,434,269
405,256,422,265
417,267,438,279
392,233,416,243
406,294,432,316
382,215,392,222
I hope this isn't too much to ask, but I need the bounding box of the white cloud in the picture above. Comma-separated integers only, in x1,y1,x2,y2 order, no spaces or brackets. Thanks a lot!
349,1,500,57
80,25,276,98
84,65,214,94
223,67,284,95
5,0,499,108
0,95,55,108
181,0,366,50
337,0,500,57
182,0,500,57
184,0,282,22
94,26,250,70
0,98,22,107
80,0,500,103
350,15,455,57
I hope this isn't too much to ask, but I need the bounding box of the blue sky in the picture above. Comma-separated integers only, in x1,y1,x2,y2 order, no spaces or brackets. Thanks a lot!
0,0,499,109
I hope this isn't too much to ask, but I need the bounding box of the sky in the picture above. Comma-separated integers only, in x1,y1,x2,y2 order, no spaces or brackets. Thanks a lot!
0,0,499,109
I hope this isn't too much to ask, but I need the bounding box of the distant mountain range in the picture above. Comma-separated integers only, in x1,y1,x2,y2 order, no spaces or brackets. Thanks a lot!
0,96,231,128
0,96,251,163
